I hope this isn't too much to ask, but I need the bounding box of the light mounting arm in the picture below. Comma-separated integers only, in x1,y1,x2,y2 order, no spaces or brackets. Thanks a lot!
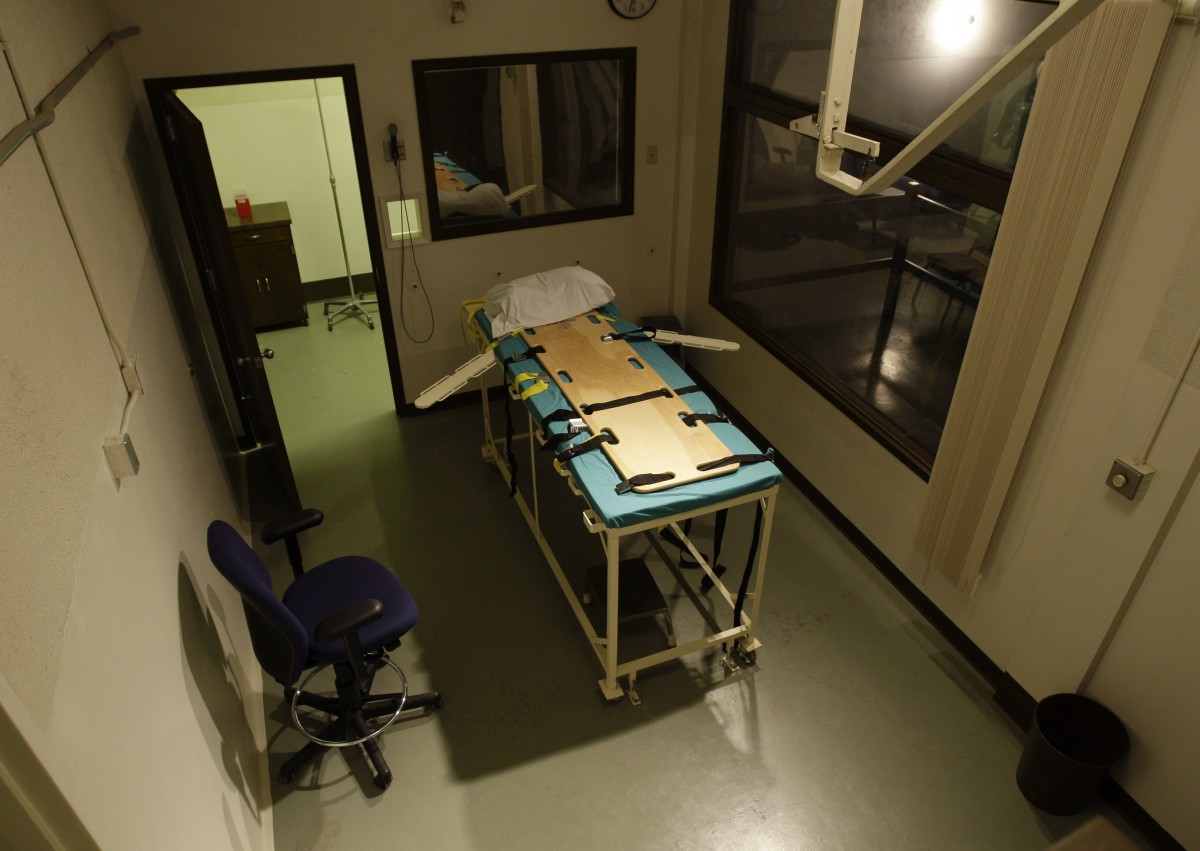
789,0,1109,196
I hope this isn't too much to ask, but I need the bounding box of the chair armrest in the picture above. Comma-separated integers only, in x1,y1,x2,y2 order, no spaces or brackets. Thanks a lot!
314,598,383,645
261,508,324,546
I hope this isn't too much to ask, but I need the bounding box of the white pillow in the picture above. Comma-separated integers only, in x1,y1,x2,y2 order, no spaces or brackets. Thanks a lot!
438,183,511,217
485,267,615,335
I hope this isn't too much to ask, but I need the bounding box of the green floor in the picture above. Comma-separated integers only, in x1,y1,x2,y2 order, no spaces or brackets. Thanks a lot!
256,309,1146,850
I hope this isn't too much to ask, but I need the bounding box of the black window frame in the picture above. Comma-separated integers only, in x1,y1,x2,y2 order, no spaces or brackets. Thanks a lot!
709,1,1023,477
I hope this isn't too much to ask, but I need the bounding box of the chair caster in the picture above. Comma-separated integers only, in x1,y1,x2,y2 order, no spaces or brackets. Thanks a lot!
373,769,392,791
367,317,375,330
327,318,334,332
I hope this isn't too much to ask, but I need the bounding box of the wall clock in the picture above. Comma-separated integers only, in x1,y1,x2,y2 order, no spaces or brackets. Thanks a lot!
608,0,657,19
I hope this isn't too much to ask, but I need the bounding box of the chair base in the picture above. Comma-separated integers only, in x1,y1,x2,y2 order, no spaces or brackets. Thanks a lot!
280,688,442,791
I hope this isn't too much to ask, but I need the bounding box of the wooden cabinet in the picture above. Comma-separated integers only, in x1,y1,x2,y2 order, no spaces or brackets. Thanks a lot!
224,201,307,329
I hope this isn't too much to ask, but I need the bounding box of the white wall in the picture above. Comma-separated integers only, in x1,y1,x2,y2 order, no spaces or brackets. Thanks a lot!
680,7,1200,846
107,0,686,401
179,79,373,283
0,0,271,848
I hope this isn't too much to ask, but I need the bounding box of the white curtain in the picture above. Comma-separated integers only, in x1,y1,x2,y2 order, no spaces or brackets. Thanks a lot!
915,0,1177,591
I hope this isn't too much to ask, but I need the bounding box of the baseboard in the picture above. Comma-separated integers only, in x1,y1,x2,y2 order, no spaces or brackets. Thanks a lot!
1100,780,1186,851
302,273,375,304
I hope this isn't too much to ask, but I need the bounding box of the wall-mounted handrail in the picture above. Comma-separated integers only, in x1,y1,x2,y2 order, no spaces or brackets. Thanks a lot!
0,26,139,167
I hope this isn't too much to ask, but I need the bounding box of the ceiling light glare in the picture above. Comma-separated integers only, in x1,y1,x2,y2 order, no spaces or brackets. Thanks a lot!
932,0,983,53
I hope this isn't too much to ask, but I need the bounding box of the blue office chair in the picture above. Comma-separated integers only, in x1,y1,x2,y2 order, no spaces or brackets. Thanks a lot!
206,509,441,791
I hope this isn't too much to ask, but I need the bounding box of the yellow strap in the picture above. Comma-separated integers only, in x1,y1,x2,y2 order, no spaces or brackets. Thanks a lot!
520,381,549,400
484,330,521,353
511,371,549,400
461,297,487,343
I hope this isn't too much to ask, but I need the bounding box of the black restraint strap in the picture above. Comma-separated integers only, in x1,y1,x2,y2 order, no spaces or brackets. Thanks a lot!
699,509,729,593
681,412,728,427
554,431,616,463
614,472,676,495
541,432,576,452
503,393,518,498
733,501,765,632
674,385,702,396
502,345,545,366
601,326,656,343
696,450,774,472
581,388,672,415
541,408,577,425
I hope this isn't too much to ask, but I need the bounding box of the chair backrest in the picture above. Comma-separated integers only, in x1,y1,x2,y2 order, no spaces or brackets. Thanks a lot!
206,520,308,685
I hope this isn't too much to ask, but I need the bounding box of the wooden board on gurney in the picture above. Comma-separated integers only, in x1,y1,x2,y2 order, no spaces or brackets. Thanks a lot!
525,313,739,493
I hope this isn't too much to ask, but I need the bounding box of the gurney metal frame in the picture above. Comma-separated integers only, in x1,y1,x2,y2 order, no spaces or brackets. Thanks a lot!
478,376,779,704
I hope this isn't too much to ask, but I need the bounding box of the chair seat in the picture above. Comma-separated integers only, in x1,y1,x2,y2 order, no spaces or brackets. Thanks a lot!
282,556,419,665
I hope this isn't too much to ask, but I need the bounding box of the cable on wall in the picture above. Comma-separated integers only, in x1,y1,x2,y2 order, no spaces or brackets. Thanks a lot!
1137,319,1200,465
1,25,145,479
389,127,435,344
0,27,140,166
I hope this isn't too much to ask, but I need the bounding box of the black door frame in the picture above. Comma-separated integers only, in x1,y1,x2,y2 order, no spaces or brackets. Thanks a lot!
145,65,406,489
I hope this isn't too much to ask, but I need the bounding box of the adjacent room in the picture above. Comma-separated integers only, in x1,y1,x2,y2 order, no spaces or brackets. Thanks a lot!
3,1,1198,849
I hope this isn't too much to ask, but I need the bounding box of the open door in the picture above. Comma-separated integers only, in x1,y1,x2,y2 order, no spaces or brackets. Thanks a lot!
155,90,301,516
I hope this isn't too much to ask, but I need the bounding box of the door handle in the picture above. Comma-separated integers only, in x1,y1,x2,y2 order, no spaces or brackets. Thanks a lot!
256,278,262,293
264,276,270,292
236,348,274,367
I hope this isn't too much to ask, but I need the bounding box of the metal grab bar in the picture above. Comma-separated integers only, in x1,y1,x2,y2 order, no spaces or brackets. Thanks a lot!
0,26,140,167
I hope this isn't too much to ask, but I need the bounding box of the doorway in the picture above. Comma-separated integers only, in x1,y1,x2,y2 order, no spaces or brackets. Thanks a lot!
146,66,403,517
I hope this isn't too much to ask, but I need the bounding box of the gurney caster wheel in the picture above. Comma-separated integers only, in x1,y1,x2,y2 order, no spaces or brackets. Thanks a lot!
368,317,375,330
733,645,757,668
327,318,334,332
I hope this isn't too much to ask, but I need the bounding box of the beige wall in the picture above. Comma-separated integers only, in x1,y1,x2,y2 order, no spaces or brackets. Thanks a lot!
3,0,1197,845
0,0,270,848
179,79,374,283
106,0,687,400
681,6,1200,845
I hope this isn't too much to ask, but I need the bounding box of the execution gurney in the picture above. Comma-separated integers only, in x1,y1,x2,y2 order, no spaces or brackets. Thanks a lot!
418,295,781,703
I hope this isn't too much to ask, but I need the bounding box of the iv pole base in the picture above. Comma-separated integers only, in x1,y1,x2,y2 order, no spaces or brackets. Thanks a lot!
324,294,377,331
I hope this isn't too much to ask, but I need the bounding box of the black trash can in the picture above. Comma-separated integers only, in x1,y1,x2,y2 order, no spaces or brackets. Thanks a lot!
1016,693,1130,816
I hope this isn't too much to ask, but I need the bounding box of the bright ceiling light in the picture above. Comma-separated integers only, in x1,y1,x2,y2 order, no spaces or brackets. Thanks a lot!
932,0,984,52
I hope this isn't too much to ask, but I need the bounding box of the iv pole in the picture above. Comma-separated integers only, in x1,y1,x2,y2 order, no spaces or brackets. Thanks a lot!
314,78,376,331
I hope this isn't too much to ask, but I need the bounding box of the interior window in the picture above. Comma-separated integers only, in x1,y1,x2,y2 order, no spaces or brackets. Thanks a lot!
713,0,1047,474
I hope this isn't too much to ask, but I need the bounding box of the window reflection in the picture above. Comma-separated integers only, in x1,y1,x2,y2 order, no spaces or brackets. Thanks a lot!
720,115,1000,463
741,0,1050,170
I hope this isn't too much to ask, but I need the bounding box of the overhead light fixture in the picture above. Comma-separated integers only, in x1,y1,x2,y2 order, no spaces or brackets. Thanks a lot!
932,0,983,52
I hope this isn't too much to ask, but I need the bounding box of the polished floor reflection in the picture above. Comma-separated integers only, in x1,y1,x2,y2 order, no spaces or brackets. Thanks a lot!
256,312,1145,850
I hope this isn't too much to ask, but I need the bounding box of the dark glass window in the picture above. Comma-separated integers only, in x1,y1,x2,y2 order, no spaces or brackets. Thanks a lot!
712,0,1048,474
